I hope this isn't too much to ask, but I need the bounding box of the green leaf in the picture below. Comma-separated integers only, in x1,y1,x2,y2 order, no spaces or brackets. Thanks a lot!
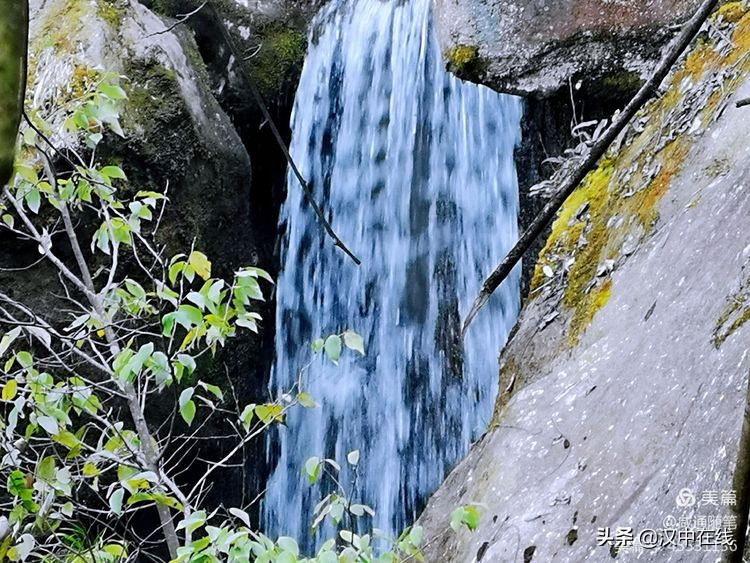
9,534,35,561
16,165,38,184
25,187,40,213
179,387,194,408
303,457,320,485
180,400,196,426
36,415,59,435
175,305,203,329
8,470,31,501
176,510,206,534
277,537,299,556
124,279,146,300
318,552,337,563
255,403,284,424
109,218,132,245
109,488,125,515
37,456,56,482
168,261,185,285
324,335,342,364
311,339,325,353
53,430,80,450
93,223,111,254
296,391,317,408
179,388,196,425
236,266,273,283
100,165,127,180
161,313,176,337
16,350,32,368
82,462,99,477
2,379,17,401
198,382,224,401
343,330,365,355
187,291,206,310
463,505,480,530
450,505,480,532
229,507,251,528
188,251,211,281
98,81,128,100
240,404,255,431
175,354,196,375
102,543,128,558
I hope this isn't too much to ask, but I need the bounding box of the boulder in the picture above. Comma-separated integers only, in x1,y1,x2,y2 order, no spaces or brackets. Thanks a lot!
419,8,750,561
434,0,704,96
10,0,272,518
26,0,258,270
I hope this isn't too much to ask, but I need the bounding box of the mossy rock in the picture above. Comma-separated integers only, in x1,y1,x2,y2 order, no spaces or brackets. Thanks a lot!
248,24,307,101
530,11,750,346
445,44,487,81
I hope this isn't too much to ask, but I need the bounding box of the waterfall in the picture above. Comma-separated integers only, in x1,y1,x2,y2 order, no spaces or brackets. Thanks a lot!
262,0,522,548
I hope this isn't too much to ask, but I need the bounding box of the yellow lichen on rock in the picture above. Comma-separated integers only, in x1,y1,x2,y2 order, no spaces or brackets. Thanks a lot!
529,9,750,346
715,1,748,24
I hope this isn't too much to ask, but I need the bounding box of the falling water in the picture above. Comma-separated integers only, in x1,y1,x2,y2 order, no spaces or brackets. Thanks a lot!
263,0,522,548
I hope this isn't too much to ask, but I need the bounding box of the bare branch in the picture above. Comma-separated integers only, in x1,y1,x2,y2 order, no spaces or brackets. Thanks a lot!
462,0,719,336
206,0,362,265
146,1,208,38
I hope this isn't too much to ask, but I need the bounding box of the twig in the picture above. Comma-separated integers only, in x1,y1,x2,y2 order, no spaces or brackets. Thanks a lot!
737,97,750,108
462,0,719,336
205,1,362,265
146,1,208,38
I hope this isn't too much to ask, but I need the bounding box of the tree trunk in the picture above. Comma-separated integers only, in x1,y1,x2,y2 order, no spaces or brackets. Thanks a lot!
0,0,28,187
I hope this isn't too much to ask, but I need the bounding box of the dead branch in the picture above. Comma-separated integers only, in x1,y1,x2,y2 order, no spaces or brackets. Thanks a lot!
206,1,362,265
462,0,719,336
146,1,208,38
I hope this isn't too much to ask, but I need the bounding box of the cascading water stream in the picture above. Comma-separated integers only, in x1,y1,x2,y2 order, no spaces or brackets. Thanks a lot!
263,0,522,548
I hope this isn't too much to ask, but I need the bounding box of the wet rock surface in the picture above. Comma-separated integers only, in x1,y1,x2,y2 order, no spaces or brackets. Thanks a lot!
419,10,750,561
434,0,703,96
19,0,288,520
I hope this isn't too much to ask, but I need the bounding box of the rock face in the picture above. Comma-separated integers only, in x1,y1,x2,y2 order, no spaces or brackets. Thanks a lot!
18,0,301,515
434,0,703,96
27,0,257,272
419,8,750,561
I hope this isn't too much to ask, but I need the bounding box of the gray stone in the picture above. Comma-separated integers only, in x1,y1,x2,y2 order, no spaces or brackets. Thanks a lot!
418,17,750,561
433,0,703,96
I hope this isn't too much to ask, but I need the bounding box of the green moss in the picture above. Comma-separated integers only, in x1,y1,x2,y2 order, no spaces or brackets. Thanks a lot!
546,159,614,345
527,9,750,346
445,44,487,79
123,61,181,121
595,71,643,99
248,26,307,100
96,0,122,29
446,45,479,68
70,65,100,99
672,44,721,85
182,39,211,86
33,0,88,53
